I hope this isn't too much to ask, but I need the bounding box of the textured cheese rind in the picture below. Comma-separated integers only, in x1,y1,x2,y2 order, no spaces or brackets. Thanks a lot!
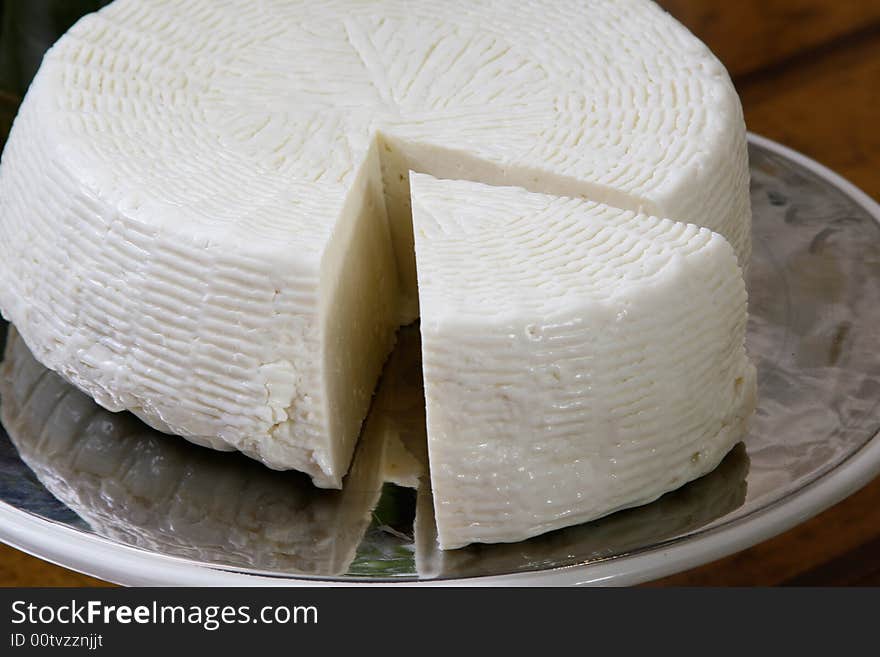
411,175,756,549
415,444,749,578
0,0,750,483
0,61,398,488
0,327,406,576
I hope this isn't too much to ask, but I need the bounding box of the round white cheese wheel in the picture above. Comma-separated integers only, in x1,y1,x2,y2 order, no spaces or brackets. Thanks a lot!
0,0,751,490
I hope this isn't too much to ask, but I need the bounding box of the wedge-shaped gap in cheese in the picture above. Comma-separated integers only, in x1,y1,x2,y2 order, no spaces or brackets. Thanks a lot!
409,174,756,549
374,131,663,322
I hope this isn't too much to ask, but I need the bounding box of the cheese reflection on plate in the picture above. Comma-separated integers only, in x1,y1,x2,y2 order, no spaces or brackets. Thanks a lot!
0,324,747,579
0,325,423,577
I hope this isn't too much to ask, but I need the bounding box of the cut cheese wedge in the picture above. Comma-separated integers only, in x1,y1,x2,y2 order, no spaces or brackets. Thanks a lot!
410,174,756,548
0,0,751,488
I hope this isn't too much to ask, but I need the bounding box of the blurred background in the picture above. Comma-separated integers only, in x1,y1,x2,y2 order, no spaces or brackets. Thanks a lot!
0,0,878,585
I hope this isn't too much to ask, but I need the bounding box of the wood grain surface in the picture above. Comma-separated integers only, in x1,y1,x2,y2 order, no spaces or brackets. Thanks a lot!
1,0,879,587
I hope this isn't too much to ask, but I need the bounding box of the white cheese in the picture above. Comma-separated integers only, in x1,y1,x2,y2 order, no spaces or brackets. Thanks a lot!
410,174,756,548
0,0,751,490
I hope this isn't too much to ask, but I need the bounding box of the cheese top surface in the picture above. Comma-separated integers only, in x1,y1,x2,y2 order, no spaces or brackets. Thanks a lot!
0,0,752,499
412,174,731,320
21,0,749,260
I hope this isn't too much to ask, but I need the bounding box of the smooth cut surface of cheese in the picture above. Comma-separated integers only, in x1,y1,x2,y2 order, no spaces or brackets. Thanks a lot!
411,174,756,549
0,0,751,487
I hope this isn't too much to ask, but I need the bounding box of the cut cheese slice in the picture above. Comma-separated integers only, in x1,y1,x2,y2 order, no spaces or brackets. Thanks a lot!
410,174,756,548
0,0,751,487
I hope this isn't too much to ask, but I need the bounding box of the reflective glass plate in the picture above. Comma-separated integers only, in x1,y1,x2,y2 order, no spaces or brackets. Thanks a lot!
1,134,879,586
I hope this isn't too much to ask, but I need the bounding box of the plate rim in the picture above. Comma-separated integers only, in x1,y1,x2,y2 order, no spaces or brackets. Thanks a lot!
1,132,879,587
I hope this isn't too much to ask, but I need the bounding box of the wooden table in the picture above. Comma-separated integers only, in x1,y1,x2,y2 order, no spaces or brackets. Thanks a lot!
1,0,879,586
651,0,880,586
